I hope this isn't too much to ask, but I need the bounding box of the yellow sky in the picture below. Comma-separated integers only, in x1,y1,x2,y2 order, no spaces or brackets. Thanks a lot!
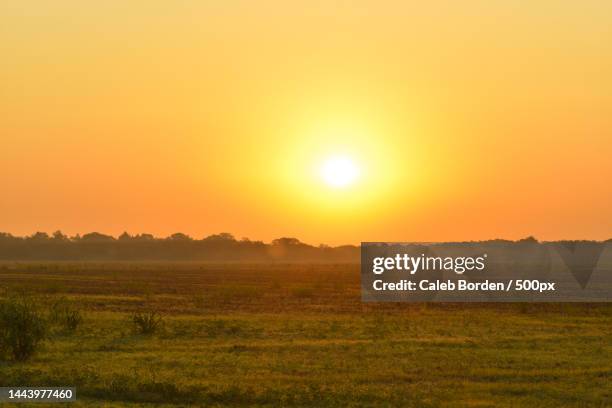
1,1,611,245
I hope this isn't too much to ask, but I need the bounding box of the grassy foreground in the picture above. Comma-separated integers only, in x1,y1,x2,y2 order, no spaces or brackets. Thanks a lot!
0,262,610,407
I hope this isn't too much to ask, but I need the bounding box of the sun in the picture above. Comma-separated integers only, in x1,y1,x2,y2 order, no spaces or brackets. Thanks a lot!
320,156,360,188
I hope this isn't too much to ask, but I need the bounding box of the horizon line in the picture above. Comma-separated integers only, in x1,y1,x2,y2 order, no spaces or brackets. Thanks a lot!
2,231,611,247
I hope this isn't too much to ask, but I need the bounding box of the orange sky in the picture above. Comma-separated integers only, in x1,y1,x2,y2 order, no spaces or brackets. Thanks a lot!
1,1,611,245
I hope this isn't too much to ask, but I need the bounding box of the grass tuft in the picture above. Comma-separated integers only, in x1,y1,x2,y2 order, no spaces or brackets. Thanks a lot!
131,310,163,335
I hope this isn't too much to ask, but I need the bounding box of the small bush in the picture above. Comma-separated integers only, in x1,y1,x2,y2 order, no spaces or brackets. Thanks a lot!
132,310,163,335
0,295,48,361
62,309,83,331
49,297,83,332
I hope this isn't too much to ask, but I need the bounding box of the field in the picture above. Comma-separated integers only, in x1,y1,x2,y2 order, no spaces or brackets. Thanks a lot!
0,262,610,407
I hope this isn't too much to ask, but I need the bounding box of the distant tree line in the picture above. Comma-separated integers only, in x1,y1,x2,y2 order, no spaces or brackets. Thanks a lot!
0,232,360,261
0,232,609,261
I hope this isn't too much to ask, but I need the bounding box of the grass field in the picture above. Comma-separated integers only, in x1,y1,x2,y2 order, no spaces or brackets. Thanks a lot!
0,262,610,407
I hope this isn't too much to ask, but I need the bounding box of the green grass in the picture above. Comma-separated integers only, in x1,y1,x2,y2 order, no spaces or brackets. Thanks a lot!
0,262,610,407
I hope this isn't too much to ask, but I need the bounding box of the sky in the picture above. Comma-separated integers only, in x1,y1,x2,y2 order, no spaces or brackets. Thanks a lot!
1,1,611,245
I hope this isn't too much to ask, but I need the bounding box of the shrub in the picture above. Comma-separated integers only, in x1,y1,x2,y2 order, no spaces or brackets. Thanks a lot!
132,310,163,335
49,297,83,332
62,309,83,331
0,295,48,361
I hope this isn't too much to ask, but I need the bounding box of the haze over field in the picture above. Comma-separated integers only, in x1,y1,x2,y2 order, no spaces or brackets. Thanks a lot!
2,1,611,244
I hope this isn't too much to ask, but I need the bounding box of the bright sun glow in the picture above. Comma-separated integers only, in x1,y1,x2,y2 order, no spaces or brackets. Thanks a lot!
320,156,360,188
